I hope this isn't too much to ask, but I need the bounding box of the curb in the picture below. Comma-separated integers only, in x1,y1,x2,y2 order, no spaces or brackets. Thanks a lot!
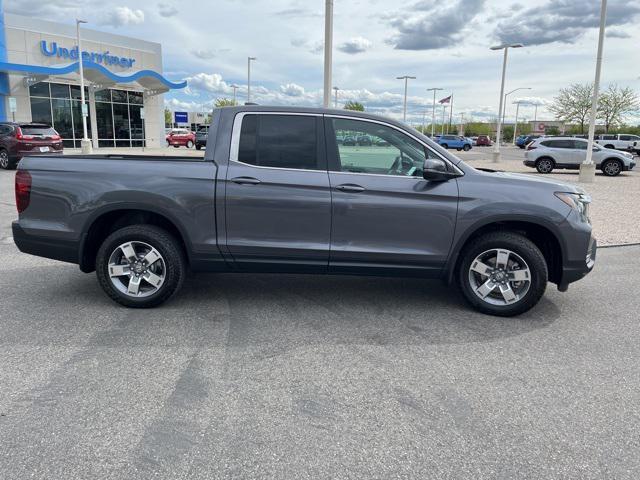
599,242,640,249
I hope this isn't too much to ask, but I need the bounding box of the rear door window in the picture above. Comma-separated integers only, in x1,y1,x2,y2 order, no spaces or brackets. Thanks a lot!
237,114,319,170
19,125,57,136
619,135,632,141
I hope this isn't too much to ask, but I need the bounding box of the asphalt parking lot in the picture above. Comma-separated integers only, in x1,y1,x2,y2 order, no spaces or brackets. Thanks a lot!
1,160,640,478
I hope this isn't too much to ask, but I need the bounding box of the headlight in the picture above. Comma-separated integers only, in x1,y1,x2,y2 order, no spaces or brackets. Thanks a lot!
555,192,591,223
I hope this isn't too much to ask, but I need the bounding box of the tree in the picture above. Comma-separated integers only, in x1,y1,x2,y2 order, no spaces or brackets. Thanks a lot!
344,101,364,111
214,98,237,107
549,83,593,134
597,84,639,132
164,108,172,127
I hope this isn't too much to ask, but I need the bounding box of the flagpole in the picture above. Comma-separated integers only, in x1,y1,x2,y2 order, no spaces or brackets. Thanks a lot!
448,94,454,134
441,105,446,135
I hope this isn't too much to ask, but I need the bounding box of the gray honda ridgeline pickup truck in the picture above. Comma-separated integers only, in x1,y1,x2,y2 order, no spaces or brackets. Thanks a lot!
12,106,596,316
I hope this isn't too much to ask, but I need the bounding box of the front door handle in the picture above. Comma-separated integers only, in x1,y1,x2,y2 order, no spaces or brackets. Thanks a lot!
335,184,366,193
230,176,261,185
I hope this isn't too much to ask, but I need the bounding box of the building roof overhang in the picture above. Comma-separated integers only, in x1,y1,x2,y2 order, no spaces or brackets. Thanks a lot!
0,60,187,94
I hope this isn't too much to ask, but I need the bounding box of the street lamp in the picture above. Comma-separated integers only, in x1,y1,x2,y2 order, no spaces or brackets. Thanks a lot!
580,0,608,183
247,57,256,104
323,0,334,107
512,100,522,144
76,19,91,154
427,87,443,137
230,84,239,105
397,75,416,122
333,86,339,108
490,42,524,162
502,87,531,126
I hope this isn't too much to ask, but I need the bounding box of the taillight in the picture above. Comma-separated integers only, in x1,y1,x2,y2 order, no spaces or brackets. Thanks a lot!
15,170,32,213
50,134,61,141
15,127,35,141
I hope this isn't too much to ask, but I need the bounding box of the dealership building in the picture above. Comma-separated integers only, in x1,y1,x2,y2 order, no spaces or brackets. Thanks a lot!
0,6,186,148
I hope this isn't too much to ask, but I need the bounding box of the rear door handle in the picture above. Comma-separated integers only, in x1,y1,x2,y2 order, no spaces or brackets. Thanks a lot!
335,184,366,193
230,176,261,185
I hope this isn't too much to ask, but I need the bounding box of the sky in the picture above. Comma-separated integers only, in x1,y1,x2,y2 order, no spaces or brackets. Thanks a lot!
5,0,640,125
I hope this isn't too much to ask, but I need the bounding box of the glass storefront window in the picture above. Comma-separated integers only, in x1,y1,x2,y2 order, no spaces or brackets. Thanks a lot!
30,97,52,124
50,84,71,99
30,82,146,148
51,98,73,139
96,102,114,140
95,89,111,102
70,85,89,100
29,83,50,98
111,90,128,103
128,91,143,105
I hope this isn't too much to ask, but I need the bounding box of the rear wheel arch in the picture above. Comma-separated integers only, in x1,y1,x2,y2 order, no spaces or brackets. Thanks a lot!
446,219,564,286
80,208,190,273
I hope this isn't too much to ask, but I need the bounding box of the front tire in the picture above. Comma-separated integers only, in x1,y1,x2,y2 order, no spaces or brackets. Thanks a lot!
463,144,471,151
96,225,186,308
195,144,202,151
601,159,622,177
457,232,548,317
186,140,194,149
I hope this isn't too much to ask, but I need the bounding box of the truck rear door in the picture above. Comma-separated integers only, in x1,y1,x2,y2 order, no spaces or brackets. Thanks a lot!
224,112,331,271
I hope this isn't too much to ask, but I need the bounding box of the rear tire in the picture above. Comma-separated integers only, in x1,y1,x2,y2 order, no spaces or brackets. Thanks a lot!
601,158,622,177
96,225,186,308
195,144,202,150
186,140,194,148
457,232,548,317
535,157,554,174
441,143,449,149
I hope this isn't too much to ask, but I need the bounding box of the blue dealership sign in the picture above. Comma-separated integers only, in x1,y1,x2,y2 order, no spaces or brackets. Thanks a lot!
174,111,188,123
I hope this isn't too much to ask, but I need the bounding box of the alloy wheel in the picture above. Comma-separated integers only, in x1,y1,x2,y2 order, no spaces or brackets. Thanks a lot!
0,151,8,169
107,241,166,297
537,159,553,173
603,161,621,176
468,248,531,306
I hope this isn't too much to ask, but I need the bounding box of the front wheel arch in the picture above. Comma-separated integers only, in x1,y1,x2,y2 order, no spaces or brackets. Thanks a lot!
446,219,564,287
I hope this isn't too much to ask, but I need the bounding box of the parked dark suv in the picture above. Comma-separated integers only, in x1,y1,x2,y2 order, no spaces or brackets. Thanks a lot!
0,123,63,170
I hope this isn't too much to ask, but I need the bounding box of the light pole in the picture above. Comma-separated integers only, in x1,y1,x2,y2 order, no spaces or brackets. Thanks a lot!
323,0,334,107
230,84,239,105
534,103,538,124
76,19,91,154
580,0,607,183
490,43,524,162
427,87,443,137
502,87,531,127
397,75,416,122
333,86,339,108
512,100,522,144
247,57,256,104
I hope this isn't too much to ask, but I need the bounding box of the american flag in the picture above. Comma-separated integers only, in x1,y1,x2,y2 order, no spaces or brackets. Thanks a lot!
439,95,452,104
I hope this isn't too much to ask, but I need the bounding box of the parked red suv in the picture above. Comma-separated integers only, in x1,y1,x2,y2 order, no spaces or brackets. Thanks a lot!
166,128,196,148
0,123,64,170
476,135,492,146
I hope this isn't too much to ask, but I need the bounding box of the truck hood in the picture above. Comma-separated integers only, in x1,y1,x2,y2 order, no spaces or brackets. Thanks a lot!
474,168,585,194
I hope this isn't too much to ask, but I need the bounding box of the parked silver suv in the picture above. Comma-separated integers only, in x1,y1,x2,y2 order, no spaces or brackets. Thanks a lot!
524,137,635,176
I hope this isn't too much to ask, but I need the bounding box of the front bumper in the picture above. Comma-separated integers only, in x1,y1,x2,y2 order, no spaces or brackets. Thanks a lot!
560,236,597,288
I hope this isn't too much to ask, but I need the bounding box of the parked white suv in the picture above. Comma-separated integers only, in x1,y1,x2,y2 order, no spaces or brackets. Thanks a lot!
595,134,640,154
524,137,636,176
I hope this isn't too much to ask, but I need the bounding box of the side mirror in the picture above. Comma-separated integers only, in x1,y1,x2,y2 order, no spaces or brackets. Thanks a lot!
423,158,459,181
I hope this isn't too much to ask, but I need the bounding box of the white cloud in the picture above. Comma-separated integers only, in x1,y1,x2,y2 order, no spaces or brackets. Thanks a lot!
158,2,178,18
184,73,233,94
280,83,305,96
338,37,373,54
101,6,145,27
